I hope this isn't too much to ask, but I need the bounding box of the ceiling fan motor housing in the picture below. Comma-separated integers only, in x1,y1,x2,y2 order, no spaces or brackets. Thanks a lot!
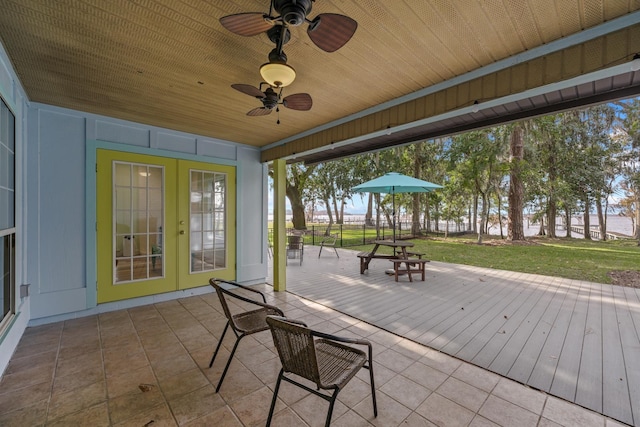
262,88,280,109
273,0,312,26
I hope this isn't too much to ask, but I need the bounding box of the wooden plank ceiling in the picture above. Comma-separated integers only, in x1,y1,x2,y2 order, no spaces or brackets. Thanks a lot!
0,1,639,163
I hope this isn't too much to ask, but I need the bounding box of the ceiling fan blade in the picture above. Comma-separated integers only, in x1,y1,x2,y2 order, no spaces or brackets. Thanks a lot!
220,13,273,37
283,93,312,111
247,107,272,116
231,84,265,98
307,13,357,52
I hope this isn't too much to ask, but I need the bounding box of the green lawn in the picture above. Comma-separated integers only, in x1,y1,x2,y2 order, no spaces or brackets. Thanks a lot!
349,235,640,284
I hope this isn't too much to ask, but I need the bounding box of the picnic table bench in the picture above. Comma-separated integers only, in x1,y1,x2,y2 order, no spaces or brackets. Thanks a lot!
357,251,397,274
389,258,430,282
358,240,415,274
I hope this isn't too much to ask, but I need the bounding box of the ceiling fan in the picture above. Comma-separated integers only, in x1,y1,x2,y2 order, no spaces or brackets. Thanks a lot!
232,83,312,124
220,0,358,53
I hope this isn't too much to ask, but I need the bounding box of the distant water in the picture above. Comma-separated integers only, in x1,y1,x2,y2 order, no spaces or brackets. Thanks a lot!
301,213,635,238
490,214,634,238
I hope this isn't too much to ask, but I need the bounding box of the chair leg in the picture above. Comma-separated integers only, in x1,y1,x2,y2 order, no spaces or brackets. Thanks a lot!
325,390,340,427
215,332,244,392
367,357,378,417
266,369,284,427
318,245,323,258
209,321,230,368
333,246,339,258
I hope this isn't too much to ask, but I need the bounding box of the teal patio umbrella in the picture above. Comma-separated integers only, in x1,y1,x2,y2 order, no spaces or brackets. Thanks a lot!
352,172,443,241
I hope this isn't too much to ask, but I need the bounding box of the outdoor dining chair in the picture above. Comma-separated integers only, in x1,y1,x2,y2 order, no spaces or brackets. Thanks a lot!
318,233,339,258
265,315,377,427
286,234,304,265
209,278,284,392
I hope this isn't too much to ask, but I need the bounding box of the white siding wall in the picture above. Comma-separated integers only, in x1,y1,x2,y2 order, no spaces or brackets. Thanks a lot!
0,41,269,381
0,41,29,376
26,103,269,322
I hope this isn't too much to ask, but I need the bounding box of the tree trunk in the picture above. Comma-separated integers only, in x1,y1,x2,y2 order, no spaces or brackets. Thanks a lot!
480,191,488,236
596,197,606,241
365,194,374,226
583,199,592,240
547,199,557,238
508,125,525,240
482,195,489,234
287,187,306,230
565,208,572,237
497,196,504,239
323,197,334,226
412,194,421,235
339,198,346,225
636,194,640,245
538,216,546,235
424,196,431,232
473,194,479,233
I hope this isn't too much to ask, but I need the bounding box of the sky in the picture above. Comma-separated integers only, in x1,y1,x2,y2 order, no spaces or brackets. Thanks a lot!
267,188,368,215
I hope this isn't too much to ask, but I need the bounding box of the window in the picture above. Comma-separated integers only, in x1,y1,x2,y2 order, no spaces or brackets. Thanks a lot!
0,97,15,331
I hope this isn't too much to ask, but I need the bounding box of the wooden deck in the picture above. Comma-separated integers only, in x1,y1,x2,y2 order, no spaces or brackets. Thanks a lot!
270,245,640,426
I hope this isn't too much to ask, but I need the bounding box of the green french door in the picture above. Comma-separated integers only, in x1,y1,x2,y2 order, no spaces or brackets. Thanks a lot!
96,150,236,303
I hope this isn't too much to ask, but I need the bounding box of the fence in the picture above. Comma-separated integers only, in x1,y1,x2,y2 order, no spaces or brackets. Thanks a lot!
268,220,471,248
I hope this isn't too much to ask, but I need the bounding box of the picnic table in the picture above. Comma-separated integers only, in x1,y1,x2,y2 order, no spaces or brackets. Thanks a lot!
357,240,414,274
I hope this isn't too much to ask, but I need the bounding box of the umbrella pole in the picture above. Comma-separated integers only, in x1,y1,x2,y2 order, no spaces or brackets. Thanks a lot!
392,188,396,242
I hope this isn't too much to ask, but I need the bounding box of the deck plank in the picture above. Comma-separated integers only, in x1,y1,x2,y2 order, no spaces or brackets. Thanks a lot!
477,278,559,372
455,274,548,361
527,279,584,392
548,281,590,402
575,282,604,413
436,277,530,353
601,285,634,425
622,286,640,425
506,277,571,384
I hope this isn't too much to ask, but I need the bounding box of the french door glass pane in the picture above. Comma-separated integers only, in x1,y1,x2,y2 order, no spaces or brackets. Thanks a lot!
190,170,226,273
113,162,164,283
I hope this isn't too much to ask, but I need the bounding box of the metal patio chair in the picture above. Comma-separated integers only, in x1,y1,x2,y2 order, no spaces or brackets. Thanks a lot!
265,315,377,427
209,278,284,392
318,232,339,258
286,234,304,265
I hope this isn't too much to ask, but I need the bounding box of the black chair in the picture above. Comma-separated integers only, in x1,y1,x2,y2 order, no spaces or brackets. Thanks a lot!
265,315,377,427
209,278,284,392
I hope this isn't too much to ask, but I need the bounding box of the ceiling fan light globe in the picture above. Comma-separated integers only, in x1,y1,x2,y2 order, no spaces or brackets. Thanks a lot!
631,54,640,72
260,62,296,87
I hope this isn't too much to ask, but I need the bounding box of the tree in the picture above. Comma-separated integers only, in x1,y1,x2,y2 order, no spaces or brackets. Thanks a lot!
276,163,316,230
414,138,447,233
618,97,640,243
507,125,525,240
447,130,508,242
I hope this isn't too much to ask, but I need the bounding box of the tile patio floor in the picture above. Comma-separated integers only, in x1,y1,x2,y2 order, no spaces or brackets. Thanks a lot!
0,272,630,426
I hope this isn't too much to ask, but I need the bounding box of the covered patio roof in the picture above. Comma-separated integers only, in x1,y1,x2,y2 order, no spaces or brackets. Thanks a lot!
0,1,639,164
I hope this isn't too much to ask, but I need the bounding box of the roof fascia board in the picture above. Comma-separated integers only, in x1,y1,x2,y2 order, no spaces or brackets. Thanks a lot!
282,61,636,162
